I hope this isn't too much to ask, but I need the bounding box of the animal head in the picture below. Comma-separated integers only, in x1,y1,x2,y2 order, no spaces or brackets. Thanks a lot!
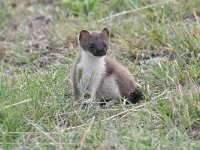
79,28,109,57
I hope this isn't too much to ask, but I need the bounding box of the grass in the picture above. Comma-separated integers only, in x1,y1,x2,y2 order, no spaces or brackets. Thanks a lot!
0,0,200,149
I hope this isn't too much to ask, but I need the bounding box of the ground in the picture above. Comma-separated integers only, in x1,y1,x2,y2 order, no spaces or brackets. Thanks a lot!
0,0,200,149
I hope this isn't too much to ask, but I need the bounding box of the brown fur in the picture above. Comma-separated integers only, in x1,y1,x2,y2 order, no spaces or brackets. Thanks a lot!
79,29,109,57
104,57,143,103
105,57,136,98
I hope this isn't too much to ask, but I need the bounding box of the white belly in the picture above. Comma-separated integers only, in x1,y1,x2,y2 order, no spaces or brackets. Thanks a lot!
77,64,104,93
76,51,106,96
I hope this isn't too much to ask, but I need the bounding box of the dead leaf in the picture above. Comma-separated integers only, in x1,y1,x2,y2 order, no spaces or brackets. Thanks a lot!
193,32,200,38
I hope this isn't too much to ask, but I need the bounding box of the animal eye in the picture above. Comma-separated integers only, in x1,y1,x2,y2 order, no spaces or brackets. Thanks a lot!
89,43,95,49
103,42,107,48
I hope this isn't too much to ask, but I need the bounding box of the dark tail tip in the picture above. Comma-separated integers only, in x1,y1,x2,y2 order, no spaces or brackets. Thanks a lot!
128,88,144,103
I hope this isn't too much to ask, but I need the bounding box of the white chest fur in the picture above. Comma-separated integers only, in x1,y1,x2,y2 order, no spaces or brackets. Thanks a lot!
76,51,106,97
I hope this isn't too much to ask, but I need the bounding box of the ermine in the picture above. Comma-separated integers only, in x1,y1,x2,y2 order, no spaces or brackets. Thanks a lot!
72,28,143,105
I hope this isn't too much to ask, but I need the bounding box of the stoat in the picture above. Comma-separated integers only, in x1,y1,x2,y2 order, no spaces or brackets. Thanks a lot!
72,28,143,104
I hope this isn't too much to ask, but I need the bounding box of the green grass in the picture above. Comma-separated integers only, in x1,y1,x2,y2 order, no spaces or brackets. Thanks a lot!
0,0,200,149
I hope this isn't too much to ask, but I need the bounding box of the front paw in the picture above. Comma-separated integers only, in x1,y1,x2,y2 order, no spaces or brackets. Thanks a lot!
83,98,93,104
79,98,93,110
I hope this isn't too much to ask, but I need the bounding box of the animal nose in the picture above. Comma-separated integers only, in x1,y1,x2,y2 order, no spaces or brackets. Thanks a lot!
97,49,106,56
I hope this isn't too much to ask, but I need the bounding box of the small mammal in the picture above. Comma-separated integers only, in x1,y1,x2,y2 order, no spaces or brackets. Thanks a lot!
72,28,143,105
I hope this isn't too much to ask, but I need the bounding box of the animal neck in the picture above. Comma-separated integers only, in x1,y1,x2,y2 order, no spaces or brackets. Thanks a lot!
80,50,105,67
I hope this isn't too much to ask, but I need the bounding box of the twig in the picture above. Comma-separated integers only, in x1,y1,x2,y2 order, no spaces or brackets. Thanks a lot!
102,100,156,122
55,108,119,116
1,99,31,110
0,142,76,146
98,0,175,23
193,9,200,27
151,90,167,100
1,132,69,135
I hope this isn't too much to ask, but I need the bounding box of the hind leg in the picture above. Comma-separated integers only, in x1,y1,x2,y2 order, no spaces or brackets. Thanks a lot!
101,75,121,102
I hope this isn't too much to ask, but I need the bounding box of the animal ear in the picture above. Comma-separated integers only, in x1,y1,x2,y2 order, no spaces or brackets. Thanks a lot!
101,28,109,37
79,30,90,41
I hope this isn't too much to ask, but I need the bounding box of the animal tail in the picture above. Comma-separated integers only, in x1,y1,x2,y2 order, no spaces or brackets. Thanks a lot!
127,88,144,103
